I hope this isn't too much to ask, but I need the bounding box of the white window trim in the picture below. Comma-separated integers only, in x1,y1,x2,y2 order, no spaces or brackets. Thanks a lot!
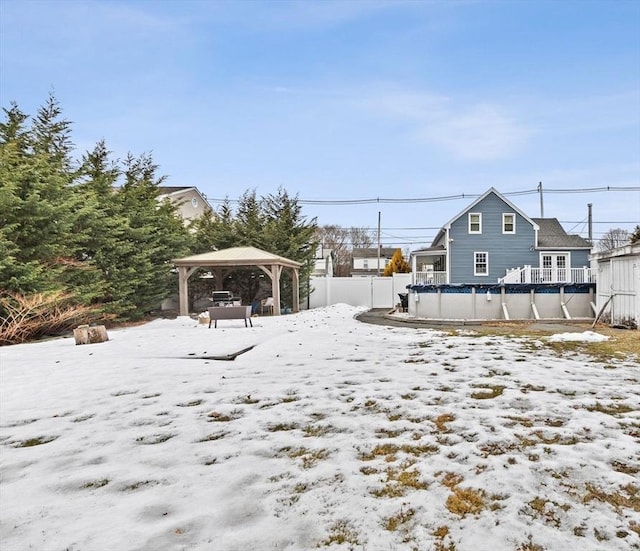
468,212,482,234
474,251,489,276
502,213,516,234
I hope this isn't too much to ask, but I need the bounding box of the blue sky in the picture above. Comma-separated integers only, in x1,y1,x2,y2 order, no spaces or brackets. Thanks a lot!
2,0,639,248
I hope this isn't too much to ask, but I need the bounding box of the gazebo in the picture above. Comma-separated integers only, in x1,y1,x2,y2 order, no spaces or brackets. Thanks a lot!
173,246,302,316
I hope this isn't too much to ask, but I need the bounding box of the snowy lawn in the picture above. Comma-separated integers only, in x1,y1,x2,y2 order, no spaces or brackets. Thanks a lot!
1,304,638,551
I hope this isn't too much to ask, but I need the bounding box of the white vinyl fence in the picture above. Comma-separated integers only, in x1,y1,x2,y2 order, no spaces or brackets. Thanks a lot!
308,273,412,310
592,244,640,328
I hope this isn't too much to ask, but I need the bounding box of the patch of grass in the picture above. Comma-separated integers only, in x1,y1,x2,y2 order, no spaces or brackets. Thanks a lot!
207,409,242,422
470,384,505,400
279,446,330,469
121,480,158,491
400,392,417,400
520,384,546,393
82,479,109,489
359,443,439,462
516,534,545,551
524,497,564,527
372,462,429,498
236,394,260,404
197,431,228,442
585,401,634,416
544,329,639,363
503,415,533,428
71,414,95,422
267,422,299,432
433,525,456,551
318,520,360,547
433,413,455,433
111,389,138,397
303,424,339,437
445,487,486,517
583,482,640,512
480,440,522,456
280,391,300,403
135,433,175,445
12,435,58,447
529,430,580,446
177,399,203,407
611,461,639,475
440,472,464,488
375,427,405,439
383,506,416,531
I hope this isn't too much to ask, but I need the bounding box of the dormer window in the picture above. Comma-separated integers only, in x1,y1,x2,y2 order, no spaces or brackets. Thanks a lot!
502,213,515,234
468,213,482,234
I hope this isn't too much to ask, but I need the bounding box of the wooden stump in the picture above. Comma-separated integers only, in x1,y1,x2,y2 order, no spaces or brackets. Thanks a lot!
74,324,109,345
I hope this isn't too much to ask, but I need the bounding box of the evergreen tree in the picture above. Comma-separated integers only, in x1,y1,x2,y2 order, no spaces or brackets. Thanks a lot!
383,248,411,276
110,152,191,318
263,187,318,306
235,189,266,248
0,97,87,295
630,225,640,245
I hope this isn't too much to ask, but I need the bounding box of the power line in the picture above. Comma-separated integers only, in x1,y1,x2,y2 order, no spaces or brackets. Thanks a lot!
207,186,640,206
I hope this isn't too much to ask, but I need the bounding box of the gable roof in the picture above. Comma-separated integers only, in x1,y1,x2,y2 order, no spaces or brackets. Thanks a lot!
442,187,539,231
158,186,198,196
429,188,540,247
352,247,398,258
532,218,592,249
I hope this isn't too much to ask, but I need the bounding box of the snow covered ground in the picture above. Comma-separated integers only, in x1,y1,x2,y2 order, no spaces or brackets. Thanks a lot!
1,304,638,551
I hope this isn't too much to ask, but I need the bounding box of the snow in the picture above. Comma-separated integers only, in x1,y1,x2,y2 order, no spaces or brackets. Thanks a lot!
546,331,610,343
1,304,638,551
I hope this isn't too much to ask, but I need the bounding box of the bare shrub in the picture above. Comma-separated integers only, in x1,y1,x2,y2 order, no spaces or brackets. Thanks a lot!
0,291,101,345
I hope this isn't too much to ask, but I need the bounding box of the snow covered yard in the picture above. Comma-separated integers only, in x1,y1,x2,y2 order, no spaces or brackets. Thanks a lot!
1,305,638,551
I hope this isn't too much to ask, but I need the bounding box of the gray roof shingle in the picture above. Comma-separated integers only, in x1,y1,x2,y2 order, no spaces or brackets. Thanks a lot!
532,218,591,249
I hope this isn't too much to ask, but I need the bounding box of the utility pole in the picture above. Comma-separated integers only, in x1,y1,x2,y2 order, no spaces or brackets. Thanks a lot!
377,211,381,276
538,181,544,218
588,203,593,244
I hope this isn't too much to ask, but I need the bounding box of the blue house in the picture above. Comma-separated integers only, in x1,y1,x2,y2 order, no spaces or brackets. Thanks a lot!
411,188,593,285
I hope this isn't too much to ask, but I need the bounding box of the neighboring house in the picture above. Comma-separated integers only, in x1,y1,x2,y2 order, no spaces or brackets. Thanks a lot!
312,244,334,277
352,247,397,277
590,243,639,329
157,186,213,225
411,188,593,285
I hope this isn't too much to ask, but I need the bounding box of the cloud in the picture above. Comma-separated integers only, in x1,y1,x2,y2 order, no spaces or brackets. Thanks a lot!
360,87,530,161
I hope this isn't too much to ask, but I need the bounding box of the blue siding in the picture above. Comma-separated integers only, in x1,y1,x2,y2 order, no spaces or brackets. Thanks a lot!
449,192,538,283
569,249,590,267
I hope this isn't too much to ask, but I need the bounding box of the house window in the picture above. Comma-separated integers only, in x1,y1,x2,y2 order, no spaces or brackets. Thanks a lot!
502,213,515,234
468,213,482,234
363,259,368,269
474,252,488,276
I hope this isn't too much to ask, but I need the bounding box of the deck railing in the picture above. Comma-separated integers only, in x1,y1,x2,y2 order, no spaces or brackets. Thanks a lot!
413,271,448,285
500,266,595,284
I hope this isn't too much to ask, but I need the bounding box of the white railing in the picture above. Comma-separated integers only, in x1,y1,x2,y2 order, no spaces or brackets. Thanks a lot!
500,266,595,284
414,271,447,285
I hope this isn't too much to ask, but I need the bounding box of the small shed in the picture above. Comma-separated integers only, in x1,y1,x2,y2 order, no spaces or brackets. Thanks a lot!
590,243,640,328
173,247,302,316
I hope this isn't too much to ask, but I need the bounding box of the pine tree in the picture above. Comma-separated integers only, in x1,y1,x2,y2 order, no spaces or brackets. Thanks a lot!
262,187,318,306
112,152,191,318
0,97,86,295
383,248,411,276
630,225,640,245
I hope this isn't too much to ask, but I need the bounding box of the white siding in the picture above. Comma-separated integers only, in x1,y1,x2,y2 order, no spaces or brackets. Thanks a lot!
594,247,640,328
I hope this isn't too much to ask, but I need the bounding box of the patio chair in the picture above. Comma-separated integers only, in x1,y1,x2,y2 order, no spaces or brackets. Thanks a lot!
261,297,274,315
